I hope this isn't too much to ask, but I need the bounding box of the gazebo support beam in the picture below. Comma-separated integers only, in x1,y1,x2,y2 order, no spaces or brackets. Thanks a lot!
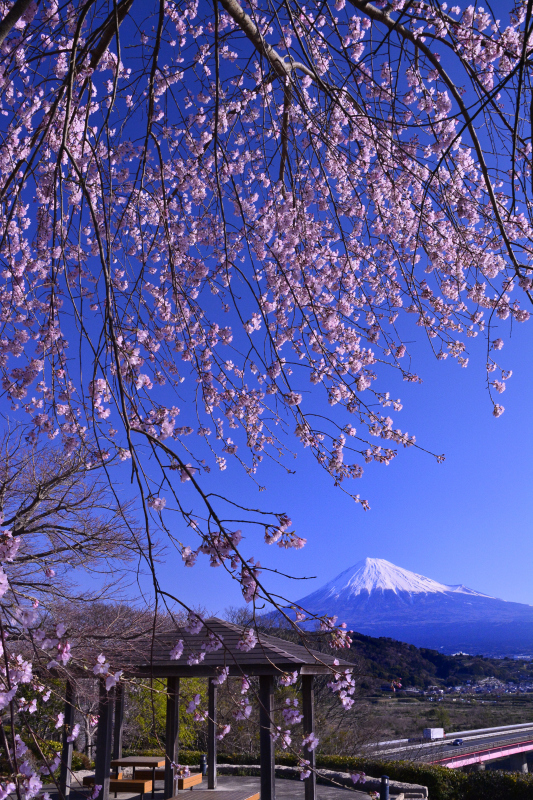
302,675,316,800
94,680,114,800
259,675,275,800
113,683,124,761
165,677,180,799
59,679,76,798
207,679,217,789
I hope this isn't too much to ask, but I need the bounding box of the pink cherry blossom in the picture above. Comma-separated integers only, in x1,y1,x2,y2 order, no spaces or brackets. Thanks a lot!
302,732,319,751
184,612,204,635
186,694,202,714
212,667,229,685
216,724,231,740
67,723,80,743
279,671,298,686
282,698,303,725
105,671,123,691
93,654,109,676
0,570,8,599
0,784,16,800
147,497,166,512
233,697,253,720
236,628,258,652
170,640,184,660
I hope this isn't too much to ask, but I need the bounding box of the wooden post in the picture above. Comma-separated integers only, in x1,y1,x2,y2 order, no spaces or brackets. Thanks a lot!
259,675,275,800
94,680,114,800
207,679,217,789
59,679,76,798
113,684,124,761
302,675,316,800
165,677,180,799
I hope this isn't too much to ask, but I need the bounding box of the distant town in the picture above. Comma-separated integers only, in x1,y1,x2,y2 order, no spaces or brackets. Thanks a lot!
390,677,533,698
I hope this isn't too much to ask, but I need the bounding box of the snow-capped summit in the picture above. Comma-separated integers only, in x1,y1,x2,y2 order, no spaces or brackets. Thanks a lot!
320,557,484,598
287,558,533,657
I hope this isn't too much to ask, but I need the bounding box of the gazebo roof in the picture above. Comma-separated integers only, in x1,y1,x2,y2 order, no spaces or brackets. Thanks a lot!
127,617,352,678
61,618,349,800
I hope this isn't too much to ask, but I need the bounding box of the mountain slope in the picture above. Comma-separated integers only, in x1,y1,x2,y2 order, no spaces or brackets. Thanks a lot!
291,558,533,656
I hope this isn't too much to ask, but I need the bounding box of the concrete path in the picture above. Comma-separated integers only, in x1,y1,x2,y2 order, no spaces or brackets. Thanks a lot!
66,773,370,800
205,775,369,800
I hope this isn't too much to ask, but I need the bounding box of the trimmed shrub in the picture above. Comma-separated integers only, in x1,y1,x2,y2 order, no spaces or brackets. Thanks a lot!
461,770,533,800
71,751,92,771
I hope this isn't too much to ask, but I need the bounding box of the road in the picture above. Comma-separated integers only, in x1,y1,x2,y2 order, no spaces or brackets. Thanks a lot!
369,727,533,764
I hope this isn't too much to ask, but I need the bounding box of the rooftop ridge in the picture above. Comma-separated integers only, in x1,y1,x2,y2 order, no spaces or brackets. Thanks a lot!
113,616,353,677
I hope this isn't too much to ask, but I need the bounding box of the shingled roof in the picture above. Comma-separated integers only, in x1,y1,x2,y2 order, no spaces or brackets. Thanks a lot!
127,617,352,677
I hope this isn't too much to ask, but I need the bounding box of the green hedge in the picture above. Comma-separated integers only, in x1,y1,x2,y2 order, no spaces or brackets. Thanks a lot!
135,749,533,800
313,755,533,800
312,754,464,800
461,771,533,800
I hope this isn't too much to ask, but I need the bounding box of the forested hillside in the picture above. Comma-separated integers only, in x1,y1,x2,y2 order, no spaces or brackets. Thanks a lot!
349,631,533,689
260,624,533,690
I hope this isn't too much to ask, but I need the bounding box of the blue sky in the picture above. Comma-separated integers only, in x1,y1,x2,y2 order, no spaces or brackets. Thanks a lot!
143,314,533,614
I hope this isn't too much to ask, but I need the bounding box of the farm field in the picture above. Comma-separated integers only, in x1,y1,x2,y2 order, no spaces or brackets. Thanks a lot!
358,695,533,741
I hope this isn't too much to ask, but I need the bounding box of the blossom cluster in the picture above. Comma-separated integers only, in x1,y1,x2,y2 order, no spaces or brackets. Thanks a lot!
0,0,529,614
327,664,357,710
0,596,78,800
93,654,123,691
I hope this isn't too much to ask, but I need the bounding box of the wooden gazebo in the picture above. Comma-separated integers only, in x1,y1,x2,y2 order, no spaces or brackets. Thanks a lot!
60,618,351,800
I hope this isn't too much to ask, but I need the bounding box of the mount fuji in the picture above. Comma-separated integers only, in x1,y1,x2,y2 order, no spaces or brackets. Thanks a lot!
289,558,533,656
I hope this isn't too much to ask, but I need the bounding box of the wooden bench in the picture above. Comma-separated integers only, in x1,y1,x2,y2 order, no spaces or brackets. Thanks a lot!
83,776,153,800
134,769,165,781
177,773,203,790
136,771,202,790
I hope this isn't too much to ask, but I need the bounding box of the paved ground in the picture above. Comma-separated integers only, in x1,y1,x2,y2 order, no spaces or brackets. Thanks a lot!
64,773,370,800
209,775,369,800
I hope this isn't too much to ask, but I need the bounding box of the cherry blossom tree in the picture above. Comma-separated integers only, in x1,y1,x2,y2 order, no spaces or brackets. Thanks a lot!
0,0,533,792
0,0,532,615
0,432,145,800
